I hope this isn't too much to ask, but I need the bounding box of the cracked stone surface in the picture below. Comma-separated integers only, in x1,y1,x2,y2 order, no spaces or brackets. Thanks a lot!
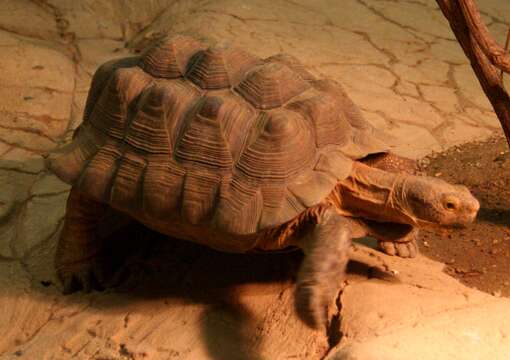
326,251,510,360
1,0,510,359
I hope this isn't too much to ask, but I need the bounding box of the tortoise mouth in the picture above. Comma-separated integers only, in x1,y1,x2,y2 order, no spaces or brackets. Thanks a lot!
413,219,439,229
442,223,468,229
414,218,471,230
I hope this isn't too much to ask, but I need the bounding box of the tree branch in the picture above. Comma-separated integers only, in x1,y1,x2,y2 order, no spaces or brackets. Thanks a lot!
436,0,510,147
457,0,510,73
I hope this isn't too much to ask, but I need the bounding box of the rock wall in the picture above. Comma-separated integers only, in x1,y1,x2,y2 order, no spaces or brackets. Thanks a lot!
1,1,510,359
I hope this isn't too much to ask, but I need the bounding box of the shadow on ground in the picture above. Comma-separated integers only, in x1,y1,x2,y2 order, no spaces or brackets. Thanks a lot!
0,157,391,359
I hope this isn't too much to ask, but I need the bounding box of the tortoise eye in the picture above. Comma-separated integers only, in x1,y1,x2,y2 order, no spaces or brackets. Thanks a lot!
445,202,456,210
443,196,459,211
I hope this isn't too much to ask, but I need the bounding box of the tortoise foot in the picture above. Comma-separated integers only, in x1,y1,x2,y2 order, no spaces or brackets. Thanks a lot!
295,276,338,329
57,259,108,294
379,240,418,258
56,189,132,294
295,208,351,329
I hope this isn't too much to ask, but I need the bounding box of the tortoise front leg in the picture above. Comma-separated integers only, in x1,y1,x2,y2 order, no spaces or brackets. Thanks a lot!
378,229,419,258
294,206,352,329
56,188,114,293
361,219,418,258
349,218,418,258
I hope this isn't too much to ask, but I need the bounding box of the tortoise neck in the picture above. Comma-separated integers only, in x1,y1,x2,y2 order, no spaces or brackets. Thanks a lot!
333,162,414,224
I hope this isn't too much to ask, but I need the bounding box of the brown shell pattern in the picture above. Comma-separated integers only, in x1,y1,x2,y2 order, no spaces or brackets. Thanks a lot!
48,35,388,235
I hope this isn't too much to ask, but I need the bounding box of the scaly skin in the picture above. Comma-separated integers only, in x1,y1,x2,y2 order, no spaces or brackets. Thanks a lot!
56,189,108,293
360,152,421,258
294,206,351,329
56,189,131,293
337,162,479,228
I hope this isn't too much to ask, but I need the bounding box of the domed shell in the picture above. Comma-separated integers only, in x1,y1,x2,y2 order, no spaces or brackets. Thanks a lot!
47,35,388,236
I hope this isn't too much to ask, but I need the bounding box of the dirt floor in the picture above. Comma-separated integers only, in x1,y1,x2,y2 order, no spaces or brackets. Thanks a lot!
419,135,510,298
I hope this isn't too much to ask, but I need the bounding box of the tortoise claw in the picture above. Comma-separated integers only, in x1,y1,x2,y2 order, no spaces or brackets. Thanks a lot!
58,263,105,294
379,240,418,258
295,279,337,329
380,241,397,256
62,274,80,295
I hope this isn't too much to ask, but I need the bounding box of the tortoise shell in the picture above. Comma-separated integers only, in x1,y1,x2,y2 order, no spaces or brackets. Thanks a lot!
48,35,388,235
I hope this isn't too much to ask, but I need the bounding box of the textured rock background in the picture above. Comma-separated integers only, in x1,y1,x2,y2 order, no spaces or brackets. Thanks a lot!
1,1,509,359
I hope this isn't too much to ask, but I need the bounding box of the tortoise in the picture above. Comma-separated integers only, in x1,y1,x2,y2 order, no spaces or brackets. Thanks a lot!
45,35,479,329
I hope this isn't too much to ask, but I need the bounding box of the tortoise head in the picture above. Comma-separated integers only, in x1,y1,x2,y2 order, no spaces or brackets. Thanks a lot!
394,175,479,228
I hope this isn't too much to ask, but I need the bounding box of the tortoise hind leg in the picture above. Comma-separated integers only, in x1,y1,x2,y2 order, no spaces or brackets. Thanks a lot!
56,188,129,293
294,206,352,329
